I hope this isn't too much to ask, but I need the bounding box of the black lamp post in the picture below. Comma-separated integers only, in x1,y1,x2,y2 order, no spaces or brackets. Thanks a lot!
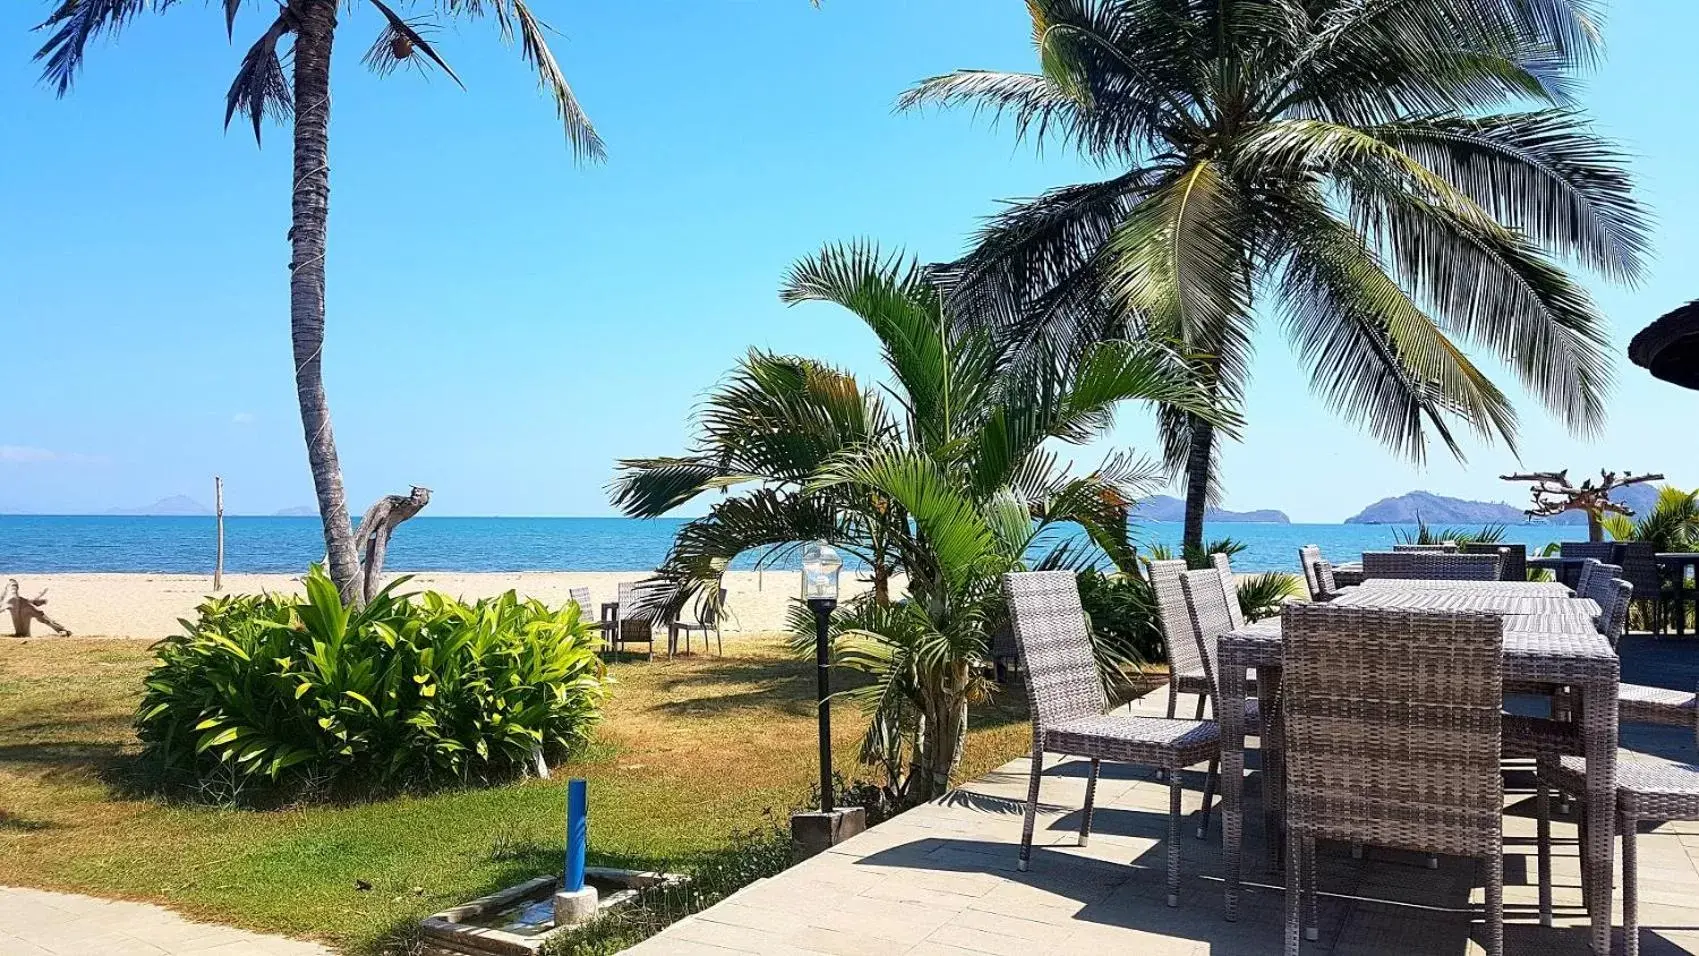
801,541,842,813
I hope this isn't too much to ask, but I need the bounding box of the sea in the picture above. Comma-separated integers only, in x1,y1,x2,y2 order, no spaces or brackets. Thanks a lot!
0,515,1582,576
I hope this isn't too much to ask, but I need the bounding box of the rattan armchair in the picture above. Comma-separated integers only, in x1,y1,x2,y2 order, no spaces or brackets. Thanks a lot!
1297,545,1339,602
1461,542,1526,582
1392,542,1456,553
1361,551,1500,582
1561,541,1620,590
1150,559,1213,720
1535,703,1699,956
1210,552,1247,630
1280,604,1505,956
614,581,657,659
671,586,726,656
570,586,615,652
1003,570,1220,907
1179,568,1267,839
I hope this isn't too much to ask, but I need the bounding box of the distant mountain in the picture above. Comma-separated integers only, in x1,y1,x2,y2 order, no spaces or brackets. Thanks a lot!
274,505,318,516
1347,484,1669,525
105,495,212,516
1133,495,1290,524
1346,491,1525,525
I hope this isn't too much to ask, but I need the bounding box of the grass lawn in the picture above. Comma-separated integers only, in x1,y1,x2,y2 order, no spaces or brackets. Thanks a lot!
0,635,1033,954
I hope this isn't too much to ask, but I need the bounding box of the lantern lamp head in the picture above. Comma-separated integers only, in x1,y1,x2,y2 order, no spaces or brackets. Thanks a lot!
802,541,842,605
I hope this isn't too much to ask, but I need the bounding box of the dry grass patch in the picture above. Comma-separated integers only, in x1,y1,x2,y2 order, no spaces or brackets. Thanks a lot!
0,635,1032,954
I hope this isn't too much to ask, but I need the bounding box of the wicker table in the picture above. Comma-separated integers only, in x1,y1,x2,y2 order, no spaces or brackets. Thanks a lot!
1218,589,1619,954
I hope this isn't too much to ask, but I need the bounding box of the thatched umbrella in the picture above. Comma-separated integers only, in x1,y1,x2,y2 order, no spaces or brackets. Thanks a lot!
1630,300,1699,390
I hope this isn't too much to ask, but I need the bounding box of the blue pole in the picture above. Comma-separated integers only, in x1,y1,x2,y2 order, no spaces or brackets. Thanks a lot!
565,778,587,893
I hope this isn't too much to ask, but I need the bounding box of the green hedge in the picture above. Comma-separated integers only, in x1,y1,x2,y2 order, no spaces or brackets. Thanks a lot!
137,565,607,801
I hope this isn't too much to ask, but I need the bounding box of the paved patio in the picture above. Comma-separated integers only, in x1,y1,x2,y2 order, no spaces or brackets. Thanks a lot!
631,635,1699,955
0,886,334,955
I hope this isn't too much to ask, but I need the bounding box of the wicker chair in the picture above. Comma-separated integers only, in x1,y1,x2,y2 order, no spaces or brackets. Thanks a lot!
671,586,726,656
614,581,657,659
571,586,615,651
1392,542,1456,553
1297,546,1339,602
1560,541,1621,590
1573,558,1605,599
1210,552,1246,630
1179,568,1266,837
1535,709,1699,956
1150,559,1213,720
1280,604,1505,956
1361,551,1500,582
1616,541,1664,632
1003,571,1220,906
1602,572,1699,726
1461,542,1527,582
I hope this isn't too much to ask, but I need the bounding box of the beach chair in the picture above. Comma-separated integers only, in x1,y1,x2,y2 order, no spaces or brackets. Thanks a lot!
613,581,657,660
671,586,726,656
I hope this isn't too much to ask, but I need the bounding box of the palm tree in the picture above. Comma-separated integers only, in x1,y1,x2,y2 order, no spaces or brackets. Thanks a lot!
34,0,603,599
901,0,1649,555
611,241,1235,799
1604,486,1699,552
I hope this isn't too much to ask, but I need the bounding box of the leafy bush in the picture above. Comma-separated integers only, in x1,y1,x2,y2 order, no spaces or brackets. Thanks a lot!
137,565,606,802
1075,569,1164,663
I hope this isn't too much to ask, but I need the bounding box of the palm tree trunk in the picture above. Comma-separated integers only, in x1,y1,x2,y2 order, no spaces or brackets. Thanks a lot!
289,1,361,601
1182,413,1214,556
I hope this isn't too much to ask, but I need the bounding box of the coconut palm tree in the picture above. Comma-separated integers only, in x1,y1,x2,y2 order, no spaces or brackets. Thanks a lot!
902,0,1649,555
1604,486,1699,552
611,241,1236,799
34,0,603,599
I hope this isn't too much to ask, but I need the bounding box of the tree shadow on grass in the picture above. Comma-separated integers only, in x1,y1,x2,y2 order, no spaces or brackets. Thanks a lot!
0,809,57,832
0,740,132,788
647,656,832,720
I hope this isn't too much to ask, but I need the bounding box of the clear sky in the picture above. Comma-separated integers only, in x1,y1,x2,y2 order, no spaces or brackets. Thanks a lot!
2,1,1694,522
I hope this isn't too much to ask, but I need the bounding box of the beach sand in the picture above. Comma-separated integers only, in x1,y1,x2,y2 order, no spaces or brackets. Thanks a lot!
1,571,871,641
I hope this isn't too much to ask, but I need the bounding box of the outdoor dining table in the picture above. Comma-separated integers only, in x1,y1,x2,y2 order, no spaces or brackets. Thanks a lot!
1216,583,1619,954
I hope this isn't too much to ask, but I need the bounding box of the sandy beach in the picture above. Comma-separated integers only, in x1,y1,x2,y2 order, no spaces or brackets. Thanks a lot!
1,570,869,641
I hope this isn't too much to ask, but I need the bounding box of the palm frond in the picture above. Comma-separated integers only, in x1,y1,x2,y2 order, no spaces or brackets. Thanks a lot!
1273,190,1520,462
362,0,463,87
1105,161,1255,395
223,13,295,144
1370,111,1650,282
34,0,176,94
440,0,603,161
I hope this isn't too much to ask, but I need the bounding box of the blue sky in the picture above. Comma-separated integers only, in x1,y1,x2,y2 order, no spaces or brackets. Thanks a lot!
1,1,1694,522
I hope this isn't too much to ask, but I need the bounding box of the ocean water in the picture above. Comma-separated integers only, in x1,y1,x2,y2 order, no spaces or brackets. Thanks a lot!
0,515,1580,575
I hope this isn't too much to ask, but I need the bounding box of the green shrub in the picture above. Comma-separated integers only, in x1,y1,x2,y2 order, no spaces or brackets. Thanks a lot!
136,565,606,802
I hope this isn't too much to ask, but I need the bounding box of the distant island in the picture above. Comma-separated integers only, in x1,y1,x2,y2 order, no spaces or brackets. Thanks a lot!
1346,484,1665,525
104,495,212,516
1133,495,1290,524
274,505,318,516
1345,491,1524,525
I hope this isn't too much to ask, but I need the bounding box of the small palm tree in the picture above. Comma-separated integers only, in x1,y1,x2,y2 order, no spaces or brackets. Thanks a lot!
35,0,603,598
902,0,1649,555
1603,486,1699,552
612,241,1236,800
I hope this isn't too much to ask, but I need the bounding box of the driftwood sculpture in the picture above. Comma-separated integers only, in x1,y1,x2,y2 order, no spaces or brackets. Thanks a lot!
1501,469,1664,542
352,486,432,603
3,579,71,637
